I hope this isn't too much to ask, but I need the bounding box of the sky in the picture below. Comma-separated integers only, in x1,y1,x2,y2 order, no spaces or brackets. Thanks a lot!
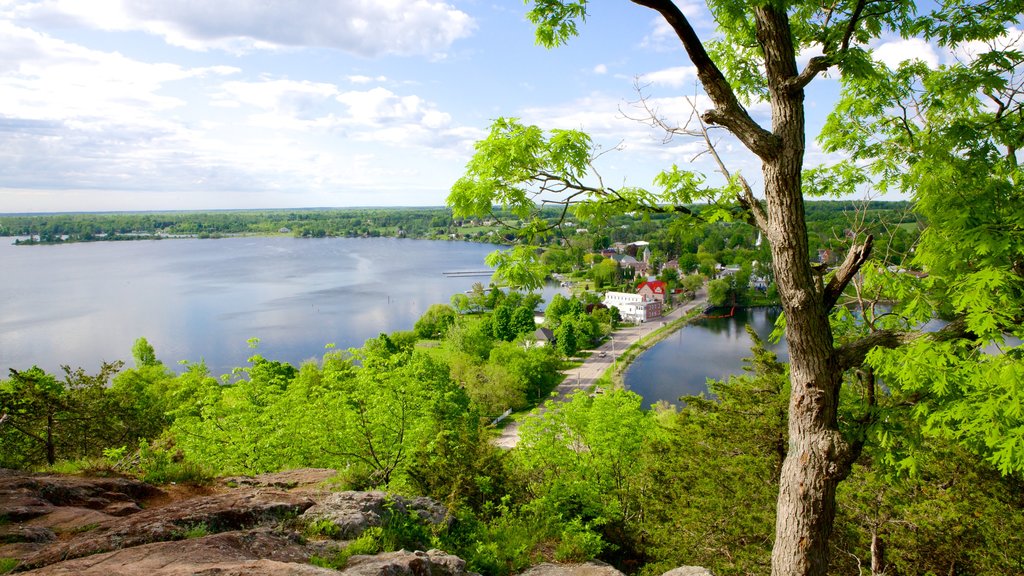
0,1,970,213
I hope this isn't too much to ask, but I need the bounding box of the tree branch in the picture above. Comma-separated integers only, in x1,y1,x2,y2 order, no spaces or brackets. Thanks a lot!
784,56,831,93
835,317,975,371
823,235,873,311
631,0,781,160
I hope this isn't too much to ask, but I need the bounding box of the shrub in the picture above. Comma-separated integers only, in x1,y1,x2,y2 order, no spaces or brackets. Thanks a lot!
554,519,606,562
0,558,19,574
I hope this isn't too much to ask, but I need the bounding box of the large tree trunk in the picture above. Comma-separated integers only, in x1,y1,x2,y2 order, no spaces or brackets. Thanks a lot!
631,2,859,574
756,7,849,576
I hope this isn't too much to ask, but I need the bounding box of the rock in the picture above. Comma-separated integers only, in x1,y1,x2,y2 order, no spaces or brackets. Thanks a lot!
341,549,471,576
221,468,338,490
20,488,316,570
518,562,625,576
0,494,54,522
103,501,143,517
300,491,448,539
0,470,160,522
0,472,161,509
0,524,55,544
662,568,714,576
25,506,115,533
20,529,340,576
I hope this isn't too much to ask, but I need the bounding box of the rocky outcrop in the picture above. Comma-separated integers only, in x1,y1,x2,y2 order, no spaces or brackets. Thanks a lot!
0,470,159,523
340,549,471,576
0,468,713,576
0,469,461,576
20,529,339,576
518,561,626,576
300,491,449,540
661,567,714,576
18,488,316,570
221,468,339,491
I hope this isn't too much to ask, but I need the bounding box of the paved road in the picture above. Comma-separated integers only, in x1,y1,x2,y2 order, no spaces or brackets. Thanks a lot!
493,288,708,449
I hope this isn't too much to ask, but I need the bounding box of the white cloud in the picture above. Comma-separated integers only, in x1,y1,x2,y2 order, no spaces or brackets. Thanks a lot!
6,0,476,57
0,21,238,123
336,87,448,127
873,38,940,69
348,74,388,84
638,65,699,88
217,79,340,118
593,64,608,75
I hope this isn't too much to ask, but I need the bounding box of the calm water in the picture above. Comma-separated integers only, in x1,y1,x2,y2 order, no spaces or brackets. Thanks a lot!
0,237,558,376
624,307,788,407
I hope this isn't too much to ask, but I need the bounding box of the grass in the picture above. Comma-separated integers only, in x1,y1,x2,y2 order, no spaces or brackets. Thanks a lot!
173,522,211,539
70,523,100,534
0,558,18,574
304,518,341,540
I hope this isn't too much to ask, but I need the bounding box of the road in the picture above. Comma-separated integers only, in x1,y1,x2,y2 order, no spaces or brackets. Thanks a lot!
492,288,709,449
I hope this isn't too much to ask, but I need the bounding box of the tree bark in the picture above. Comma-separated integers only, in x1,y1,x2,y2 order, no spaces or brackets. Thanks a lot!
631,2,861,575
753,5,850,576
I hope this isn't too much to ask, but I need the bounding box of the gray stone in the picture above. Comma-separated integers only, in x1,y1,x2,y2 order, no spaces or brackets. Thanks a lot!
518,561,625,576
300,491,448,539
341,549,471,576
662,567,714,576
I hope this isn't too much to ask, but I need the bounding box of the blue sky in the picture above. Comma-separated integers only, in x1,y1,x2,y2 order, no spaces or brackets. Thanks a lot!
0,1,975,212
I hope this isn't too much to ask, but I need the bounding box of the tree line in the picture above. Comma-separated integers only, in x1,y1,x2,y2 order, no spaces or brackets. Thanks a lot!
3,319,1021,575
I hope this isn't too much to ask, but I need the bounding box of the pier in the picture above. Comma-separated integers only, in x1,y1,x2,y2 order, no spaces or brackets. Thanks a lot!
442,270,493,277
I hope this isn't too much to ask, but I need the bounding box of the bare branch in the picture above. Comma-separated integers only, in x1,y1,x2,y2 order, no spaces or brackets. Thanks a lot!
631,0,781,160
824,235,874,311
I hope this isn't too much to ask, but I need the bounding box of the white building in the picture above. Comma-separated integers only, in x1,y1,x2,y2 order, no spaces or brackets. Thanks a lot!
603,291,662,323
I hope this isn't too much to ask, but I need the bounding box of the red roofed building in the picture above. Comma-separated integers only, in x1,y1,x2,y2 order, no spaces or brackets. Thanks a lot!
637,280,668,303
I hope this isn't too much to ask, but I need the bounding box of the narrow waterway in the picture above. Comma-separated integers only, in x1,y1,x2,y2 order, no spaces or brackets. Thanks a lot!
624,307,788,407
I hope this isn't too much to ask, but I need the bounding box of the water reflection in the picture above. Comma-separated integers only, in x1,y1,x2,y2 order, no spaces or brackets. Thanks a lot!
624,307,788,408
0,237,566,376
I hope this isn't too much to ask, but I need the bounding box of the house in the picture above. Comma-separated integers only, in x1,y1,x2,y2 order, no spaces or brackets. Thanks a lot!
715,264,742,279
532,327,556,347
603,291,663,323
637,280,668,303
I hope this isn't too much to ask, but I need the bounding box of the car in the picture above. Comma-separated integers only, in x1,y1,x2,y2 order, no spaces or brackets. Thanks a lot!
599,351,607,358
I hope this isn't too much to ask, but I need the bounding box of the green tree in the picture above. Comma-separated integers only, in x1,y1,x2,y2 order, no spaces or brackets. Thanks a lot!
0,367,66,466
516,389,657,558
492,304,516,341
131,337,161,368
450,3,1024,574
707,278,730,306
510,306,537,337
555,320,580,358
414,303,458,339
681,273,704,294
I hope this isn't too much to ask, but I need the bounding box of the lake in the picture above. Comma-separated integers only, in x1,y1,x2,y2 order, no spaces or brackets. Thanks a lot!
0,236,560,376
624,307,788,407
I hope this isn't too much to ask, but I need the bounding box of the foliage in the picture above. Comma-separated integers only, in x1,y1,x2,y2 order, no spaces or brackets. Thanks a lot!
304,518,342,540
0,360,170,468
415,304,458,339
553,518,606,562
0,558,18,574
452,1,1024,574
173,522,211,540
309,506,436,570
